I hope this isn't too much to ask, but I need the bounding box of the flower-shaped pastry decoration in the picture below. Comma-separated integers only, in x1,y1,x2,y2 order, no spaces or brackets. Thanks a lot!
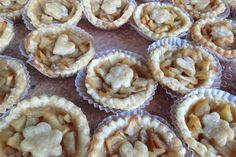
21,122,63,157
105,64,134,90
202,112,235,147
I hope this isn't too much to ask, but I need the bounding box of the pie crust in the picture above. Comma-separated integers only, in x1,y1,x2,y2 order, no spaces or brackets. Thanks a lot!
25,0,83,29
0,0,28,21
88,114,186,157
85,50,156,111
172,0,226,19
24,25,96,78
0,95,90,157
0,17,14,53
175,92,236,156
82,0,136,30
148,43,219,95
0,55,29,113
133,2,192,41
191,18,236,59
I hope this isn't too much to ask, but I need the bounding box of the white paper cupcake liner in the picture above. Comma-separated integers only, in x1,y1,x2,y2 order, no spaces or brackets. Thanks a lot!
129,2,193,41
93,109,193,157
75,49,158,113
0,17,15,54
170,88,236,157
20,24,95,78
19,39,29,58
147,37,222,99
0,55,31,119
217,0,231,19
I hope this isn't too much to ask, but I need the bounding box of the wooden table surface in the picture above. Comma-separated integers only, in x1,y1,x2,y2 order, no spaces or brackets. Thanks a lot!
3,19,236,133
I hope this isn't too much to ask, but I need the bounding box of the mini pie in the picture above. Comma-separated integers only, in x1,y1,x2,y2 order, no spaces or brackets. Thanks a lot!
172,0,226,19
24,25,96,78
0,95,90,157
0,55,29,113
25,0,82,29
191,18,236,59
0,17,14,53
82,0,136,30
148,43,219,95
175,92,236,156
0,0,28,21
85,51,156,111
88,114,186,157
133,2,192,41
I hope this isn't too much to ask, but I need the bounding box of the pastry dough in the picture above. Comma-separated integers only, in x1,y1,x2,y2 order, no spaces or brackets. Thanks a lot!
133,2,192,41
0,17,14,53
88,115,186,157
175,92,236,156
85,50,156,111
172,0,226,19
82,0,136,30
0,0,28,21
191,18,236,59
25,0,82,29
148,42,219,95
0,95,90,157
24,25,96,78
0,55,29,113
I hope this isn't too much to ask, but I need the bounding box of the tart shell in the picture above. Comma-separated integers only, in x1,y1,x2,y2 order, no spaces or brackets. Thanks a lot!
191,18,236,59
0,95,91,157
25,0,83,29
0,55,30,113
133,2,192,41
82,0,137,30
24,24,96,78
173,89,236,157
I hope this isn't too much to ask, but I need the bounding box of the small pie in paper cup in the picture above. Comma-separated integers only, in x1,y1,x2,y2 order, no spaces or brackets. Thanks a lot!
0,95,90,156
172,88,236,157
76,49,157,112
82,0,137,30
23,0,83,30
148,37,221,96
0,55,30,115
131,2,192,41
88,110,187,157
22,24,96,78
0,0,29,21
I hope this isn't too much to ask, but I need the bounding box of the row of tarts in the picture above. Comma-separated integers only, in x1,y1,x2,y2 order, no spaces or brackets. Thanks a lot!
0,0,235,59
0,26,236,156
0,0,236,157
